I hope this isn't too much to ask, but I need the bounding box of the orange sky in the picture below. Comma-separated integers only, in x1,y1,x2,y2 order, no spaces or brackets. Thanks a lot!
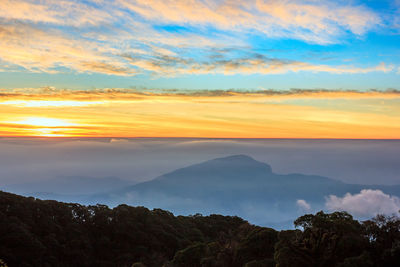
1,1,400,140
0,89,399,138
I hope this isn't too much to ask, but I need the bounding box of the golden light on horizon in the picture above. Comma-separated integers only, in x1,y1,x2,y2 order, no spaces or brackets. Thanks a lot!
11,117,77,127
0,100,104,107
0,90,399,138
33,128,71,137
4,117,81,137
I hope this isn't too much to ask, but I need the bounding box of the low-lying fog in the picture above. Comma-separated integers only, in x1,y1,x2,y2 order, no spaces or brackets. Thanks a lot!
1,138,398,187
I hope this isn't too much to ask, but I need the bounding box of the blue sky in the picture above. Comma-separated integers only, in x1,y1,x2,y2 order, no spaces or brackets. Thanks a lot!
1,0,400,91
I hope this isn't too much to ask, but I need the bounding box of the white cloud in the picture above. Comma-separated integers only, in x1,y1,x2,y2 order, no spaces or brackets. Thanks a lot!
325,189,400,217
296,199,311,212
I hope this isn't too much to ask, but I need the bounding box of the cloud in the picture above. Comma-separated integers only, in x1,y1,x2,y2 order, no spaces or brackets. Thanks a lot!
79,61,136,76
0,23,134,75
296,199,311,212
325,189,400,217
0,21,392,76
0,0,114,26
0,0,393,76
119,0,381,44
124,53,394,76
0,0,382,44
2,87,400,101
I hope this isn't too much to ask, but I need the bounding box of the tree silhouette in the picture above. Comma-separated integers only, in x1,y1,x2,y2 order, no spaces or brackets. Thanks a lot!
0,191,399,266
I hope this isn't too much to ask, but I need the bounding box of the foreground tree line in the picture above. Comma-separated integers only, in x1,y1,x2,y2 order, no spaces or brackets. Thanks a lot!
0,191,399,267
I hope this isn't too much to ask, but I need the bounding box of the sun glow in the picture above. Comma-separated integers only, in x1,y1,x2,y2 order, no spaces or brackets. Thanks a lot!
5,117,80,137
11,117,77,127
0,91,399,138
34,128,71,137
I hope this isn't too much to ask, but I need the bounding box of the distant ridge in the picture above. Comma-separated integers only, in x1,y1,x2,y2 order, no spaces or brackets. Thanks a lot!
16,155,400,228
79,155,396,228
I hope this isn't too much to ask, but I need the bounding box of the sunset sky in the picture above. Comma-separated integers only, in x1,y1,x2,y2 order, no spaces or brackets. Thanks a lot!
1,0,400,138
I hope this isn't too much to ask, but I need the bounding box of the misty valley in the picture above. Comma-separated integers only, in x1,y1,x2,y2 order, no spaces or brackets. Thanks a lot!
5,155,400,229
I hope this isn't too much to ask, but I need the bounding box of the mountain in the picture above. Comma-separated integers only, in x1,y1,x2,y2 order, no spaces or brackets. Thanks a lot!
87,155,400,228
10,155,400,228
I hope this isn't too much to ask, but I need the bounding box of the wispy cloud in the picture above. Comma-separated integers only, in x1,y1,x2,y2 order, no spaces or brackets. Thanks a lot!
0,0,115,26
0,0,395,77
119,0,380,44
0,23,134,75
124,53,393,76
2,87,400,100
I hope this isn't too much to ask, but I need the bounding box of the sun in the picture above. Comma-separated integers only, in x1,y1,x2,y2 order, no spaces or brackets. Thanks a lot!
14,117,77,127
7,117,79,137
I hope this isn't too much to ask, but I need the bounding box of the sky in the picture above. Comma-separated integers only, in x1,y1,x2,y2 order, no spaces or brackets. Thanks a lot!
0,0,400,138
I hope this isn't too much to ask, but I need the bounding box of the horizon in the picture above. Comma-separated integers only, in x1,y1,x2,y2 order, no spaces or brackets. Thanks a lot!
1,136,400,140
1,90,400,138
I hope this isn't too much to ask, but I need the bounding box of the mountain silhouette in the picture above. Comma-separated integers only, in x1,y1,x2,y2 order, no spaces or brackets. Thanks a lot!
122,154,274,197
85,155,400,227
12,155,400,228
118,154,347,200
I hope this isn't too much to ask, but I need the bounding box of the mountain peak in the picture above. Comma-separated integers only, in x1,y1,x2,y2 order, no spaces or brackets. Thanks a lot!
161,154,273,179
212,154,256,162
205,154,273,173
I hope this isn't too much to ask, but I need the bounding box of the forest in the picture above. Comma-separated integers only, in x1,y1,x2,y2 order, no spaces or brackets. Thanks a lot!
0,190,399,267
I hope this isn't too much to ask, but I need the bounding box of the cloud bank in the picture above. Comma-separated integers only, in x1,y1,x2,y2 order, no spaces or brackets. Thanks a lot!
325,189,400,217
2,87,400,100
1,138,399,186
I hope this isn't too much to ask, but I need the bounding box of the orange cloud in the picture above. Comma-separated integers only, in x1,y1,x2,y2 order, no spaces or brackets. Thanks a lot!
0,0,114,26
0,23,135,75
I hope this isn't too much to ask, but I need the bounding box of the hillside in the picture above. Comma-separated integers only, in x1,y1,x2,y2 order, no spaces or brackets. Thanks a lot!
1,190,399,267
